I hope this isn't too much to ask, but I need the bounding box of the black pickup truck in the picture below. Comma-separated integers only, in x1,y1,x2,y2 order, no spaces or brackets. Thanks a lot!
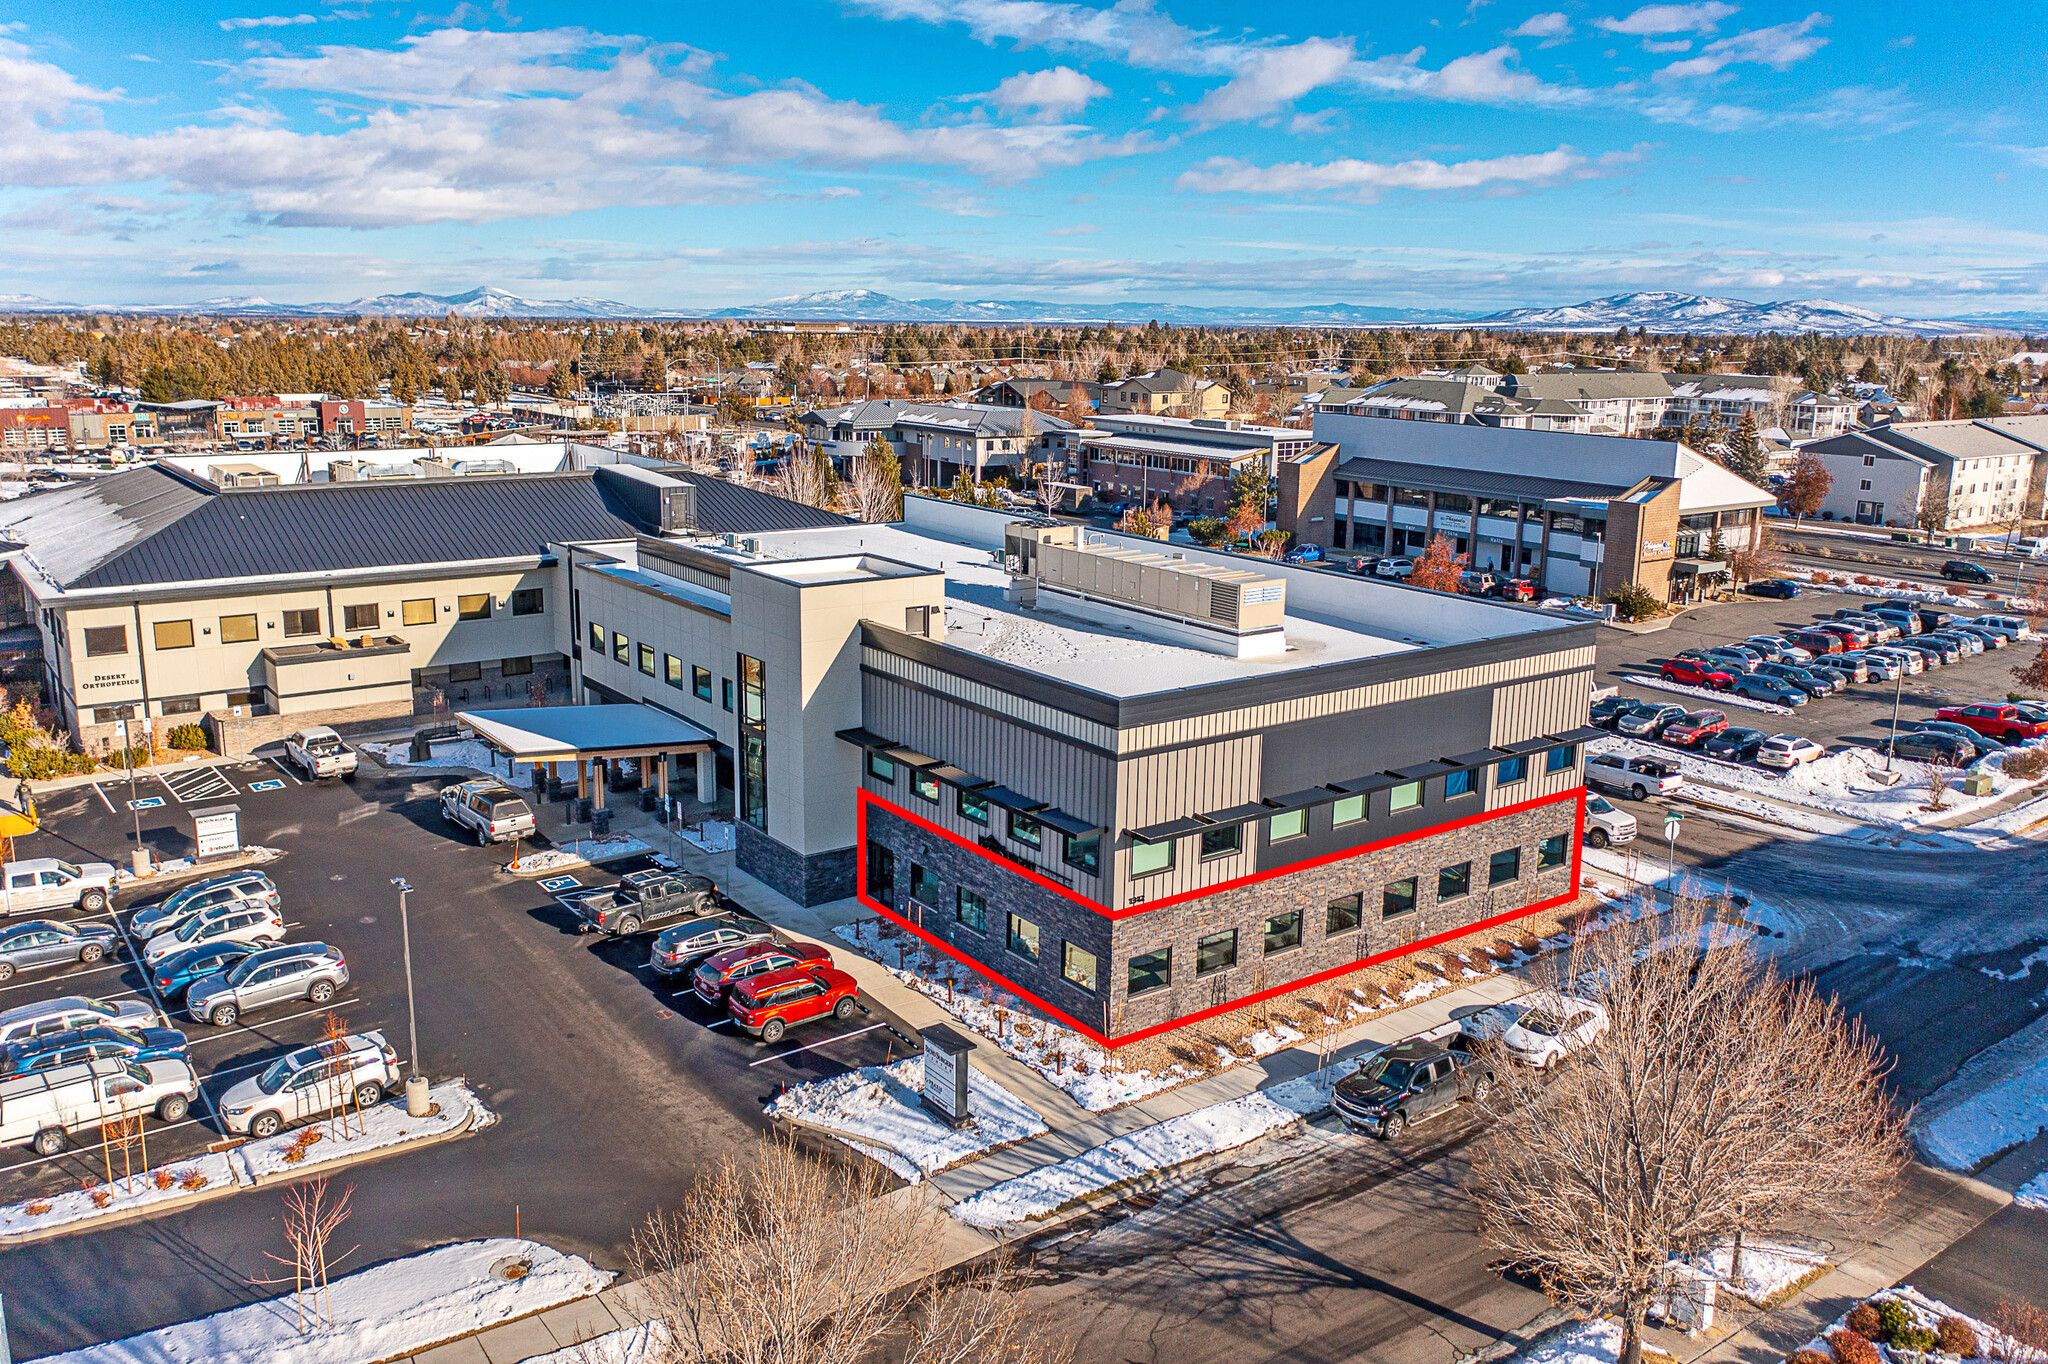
570,869,720,936
1329,1039,1494,1140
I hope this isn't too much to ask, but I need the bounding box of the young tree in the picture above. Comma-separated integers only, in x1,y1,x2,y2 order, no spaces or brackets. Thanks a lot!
1226,465,1273,523
1782,452,1833,526
1473,892,1905,1364
849,438,904,522
1915,476,1952,544
775,445,836,509
1727,524,1785,585
1407,532,1467,593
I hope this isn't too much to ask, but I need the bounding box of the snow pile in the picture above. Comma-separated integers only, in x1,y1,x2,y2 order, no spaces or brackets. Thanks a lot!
0,1152,237,1238
33,1237,611,1364
508,835,653,873
120,845,283,886
1914,1023,2048,1170
766,1056,1047,1182
237,1079,494,1181
680,820,735,853
951,1061,1359,1226
1795,1286,2016,1364
2015,1171,2048,1209
1797,568,1983,608
361,738,537,778
1627,674,1794,715
1503,1318,1624,1364
1689,1237,1829,1305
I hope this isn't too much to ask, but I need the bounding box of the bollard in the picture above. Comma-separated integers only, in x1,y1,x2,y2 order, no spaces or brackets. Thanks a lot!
638,787,658,813
129,849,151,877
405,1074,430,1117
591,807,614,836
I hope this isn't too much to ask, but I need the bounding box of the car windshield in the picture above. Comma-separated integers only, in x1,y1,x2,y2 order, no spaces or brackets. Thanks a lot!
226,957,264,985
1587,796,1613,813
255,1058,295,1094
173,915,209,942
1520,1012,1566,1037
1359,1056,1423,1089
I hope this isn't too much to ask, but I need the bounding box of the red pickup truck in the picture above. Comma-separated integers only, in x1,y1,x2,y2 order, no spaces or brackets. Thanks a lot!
1935,704,2048,745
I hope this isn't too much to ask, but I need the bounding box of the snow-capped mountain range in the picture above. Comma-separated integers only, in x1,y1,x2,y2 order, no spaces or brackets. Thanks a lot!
0,286,2028,335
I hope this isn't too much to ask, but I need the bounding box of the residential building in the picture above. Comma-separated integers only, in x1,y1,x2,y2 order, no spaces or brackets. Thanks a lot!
1283,415,1776,602
797,400,1076,485
973,377,1101,412
1663,373,1858,440
0,407,69,453
1323,379,1594,432
1799,417,2048,529
1098,368,1231,419
1496,370,1673,434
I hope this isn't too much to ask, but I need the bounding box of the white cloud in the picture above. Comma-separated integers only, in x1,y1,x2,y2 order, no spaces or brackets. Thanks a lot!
1184,37,1354,124
1658,13,1829,79
1174,143,1642,200
1508,12,1572,38
1046,221,1096,235
128,53,158,62
1594,4,1736,36
849,0,1246,74
218,14,319,30
1641,38,1692,52
1405,45,1592,106
984,66,1108,119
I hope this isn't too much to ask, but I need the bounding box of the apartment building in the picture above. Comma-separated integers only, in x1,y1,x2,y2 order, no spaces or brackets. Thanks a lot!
797,399,1076,484
1497,370,1673,434
1664,373,1858,439
1800,417,2048,529
1098,368,1231,419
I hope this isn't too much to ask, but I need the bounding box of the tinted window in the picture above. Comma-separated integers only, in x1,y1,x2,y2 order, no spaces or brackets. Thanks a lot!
1127,948,1171,996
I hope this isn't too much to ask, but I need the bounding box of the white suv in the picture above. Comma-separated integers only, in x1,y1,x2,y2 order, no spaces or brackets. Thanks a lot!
216,1032,401,1138
142,902,284,966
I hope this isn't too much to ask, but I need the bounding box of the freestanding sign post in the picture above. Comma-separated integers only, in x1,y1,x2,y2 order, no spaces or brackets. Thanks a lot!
190,805,242,860
919,1024,976,1129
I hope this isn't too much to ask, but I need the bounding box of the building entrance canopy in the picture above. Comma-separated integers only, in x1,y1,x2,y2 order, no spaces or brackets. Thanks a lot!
457,704,715,763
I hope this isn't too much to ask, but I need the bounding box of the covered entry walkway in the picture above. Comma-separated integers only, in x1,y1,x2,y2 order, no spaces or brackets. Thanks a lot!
456,704,720,819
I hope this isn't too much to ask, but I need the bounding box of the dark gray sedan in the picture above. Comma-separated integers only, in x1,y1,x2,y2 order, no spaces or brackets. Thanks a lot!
0,919,117,982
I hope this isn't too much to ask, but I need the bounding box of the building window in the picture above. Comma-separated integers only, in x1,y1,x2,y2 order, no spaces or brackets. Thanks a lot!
909,863,940,907
1327,893,1362,936
83,625,129,657
1539,833,1568,870
1007,913,1040,963
1269,808,1307,841
1490,847,1521,885
692,665,712,701
588,621,605,651
1127,947,1171,996
613,632,630,664
282,608,320,638
1546,744,1576,774
1064,830,1100,876
738,654,767,831
1446,769,1475,798
501,656,532,677
1497,755,1527,784
1009,811,1042,849
1439,862,1471,901
664,655,683,688
955,888,986,933
637,643,656,676
161,696,201,716
1263,910,1302,954
1200,825,1240,859
511,588,544,616
1383,878,1418,918
1390,781,1422,813
404,599,436,628
152,620,195,651
447,662,482,683
1062,942,1098,992
1130,835,1174,877
1333,794,1365,826
1860,479,1872,491
94,704,137,724
457,595,491,622
865,841,895,903
913,769,940,803
1196,929,1237,976
866,751,897,782
343,603,379,633
957,787,990,825
226,689,259,709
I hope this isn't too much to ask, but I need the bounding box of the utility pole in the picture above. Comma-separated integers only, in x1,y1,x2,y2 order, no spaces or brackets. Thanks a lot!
389,878,428,1116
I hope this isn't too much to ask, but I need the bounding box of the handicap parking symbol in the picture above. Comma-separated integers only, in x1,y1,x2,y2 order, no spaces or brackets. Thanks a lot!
537,875,581,893
126,796,166,811
249,779,285,793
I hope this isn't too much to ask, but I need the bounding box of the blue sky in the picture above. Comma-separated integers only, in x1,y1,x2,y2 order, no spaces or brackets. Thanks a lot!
1,0,2041,313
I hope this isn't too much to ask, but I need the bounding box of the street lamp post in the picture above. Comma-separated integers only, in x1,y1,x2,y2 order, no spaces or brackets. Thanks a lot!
1885,662,1907,773
389,878,429,1117
118,719,146,876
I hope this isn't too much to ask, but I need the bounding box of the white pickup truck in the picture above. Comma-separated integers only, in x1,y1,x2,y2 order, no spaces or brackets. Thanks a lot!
0,859,118,916
439,779,537,845
283,726,358,779
0,1056,199,1155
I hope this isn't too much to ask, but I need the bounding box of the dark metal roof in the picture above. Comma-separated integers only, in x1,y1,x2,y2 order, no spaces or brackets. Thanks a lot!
1131,815,1207,842
1335,455,1622,504
835,726,894,749
685,476,851,535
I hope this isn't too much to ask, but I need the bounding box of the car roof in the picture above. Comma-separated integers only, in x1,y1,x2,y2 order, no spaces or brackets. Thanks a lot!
0,995,121,1024
292,725,342,739
1376,1039,1449,1064
734,962,841,996
243,941,336,967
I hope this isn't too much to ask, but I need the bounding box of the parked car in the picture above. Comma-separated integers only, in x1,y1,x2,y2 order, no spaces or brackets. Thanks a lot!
1916,608,1959,632
1950,624,2008,650
185,942,349,1027
1867,645,1925,675
1373,557,1416,579
1835,650,1900,682
691,940,834,1007
1972,614,2030,641
1745,634,1813,663
1866,608,1923,636
1912,721,2006,760
1813,655,1867,685
1937,704,2047,745
151,941,260,1004
1499,993,1610,1069
727,964,862,1043
1701,645,1765,671
570,870,719,936
1330,1040,1494,1139
1282,544,1324,565
1744,579,1804,599
1830,609,1900,641
1659,658,1735,689
1731,673,1808,707
1886,731,1975,764
1786,629,1846,656
1494,578,1537,601
216,1032,400,1139
1703,727,1768,762
0,919,118,982
1942,560,1995,584
130,872,280,939
1756,734,1826,769
1754,663,1837,697
0,995,164,1049
1812,622,1873,649
1897,637,1957,666
1927,629,1984,656
0,1058,198,1155
649,915,776,978
2013,701,2048,727
0,859,118,916
439,779,537,845
142,901,283,966
1660,710,1729,748
1582,794,1637,848
1615,703,1688,739
282,725,358,779
1591,696,1646,729
1586,753,1682,800
0,1022,189,1078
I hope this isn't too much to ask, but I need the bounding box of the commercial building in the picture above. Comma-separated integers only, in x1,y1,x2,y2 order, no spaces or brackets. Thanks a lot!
60,401,159,453
1800,417,2048,529
315,399,412,440
1283,415,1776,602
0,408,69,453
1070,415,1322,514
1321,379,1594,432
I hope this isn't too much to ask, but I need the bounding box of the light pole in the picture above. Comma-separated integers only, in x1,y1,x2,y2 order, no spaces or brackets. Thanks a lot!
390,878,429,1116
118,718,146,876
1885,662,1907,773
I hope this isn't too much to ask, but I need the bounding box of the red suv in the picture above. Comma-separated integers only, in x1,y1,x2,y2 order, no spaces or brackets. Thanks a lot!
1661,658,1735,689
1494,578,1536,602
692,940,833,1007
1660,709,1729,747
1936,704,2048,745
728,965,862,1042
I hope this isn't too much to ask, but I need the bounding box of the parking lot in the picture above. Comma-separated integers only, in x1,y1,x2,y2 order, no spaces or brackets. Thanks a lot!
0,754,918,1356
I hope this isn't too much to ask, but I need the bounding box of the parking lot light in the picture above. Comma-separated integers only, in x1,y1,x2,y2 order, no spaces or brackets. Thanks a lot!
390,877,428,1117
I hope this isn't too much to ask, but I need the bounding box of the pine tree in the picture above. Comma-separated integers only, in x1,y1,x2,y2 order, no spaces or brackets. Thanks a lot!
1725,410,1769,484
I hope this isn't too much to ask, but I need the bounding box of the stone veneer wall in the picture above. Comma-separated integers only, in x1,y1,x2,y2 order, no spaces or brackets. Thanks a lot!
737,820,858,908
860,794,1580,1040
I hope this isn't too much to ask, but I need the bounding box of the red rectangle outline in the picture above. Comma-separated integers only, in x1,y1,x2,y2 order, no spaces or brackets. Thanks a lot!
851,784,1586,1049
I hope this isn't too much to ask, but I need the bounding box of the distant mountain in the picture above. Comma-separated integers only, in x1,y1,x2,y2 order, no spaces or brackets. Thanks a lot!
1461,291,1996,338
708,290,1459,326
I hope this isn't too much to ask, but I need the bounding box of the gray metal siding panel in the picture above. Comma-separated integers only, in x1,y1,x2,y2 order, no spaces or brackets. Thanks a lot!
1113,737,1261,907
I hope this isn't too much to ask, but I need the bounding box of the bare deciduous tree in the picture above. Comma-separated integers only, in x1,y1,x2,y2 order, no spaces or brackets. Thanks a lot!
848,438,903,522
254,1177,357,1335
627,1133,1067,1364
1472,890,1905,1364
775,444,836,509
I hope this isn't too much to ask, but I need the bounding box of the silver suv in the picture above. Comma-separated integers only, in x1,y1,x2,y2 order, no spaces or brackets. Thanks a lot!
216,1032,400,1138
130,872,280,939
186,942,350,1027
0,994,165,1047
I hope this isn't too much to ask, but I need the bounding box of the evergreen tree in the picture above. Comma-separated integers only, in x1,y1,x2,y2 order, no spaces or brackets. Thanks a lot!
1725,410,1769,484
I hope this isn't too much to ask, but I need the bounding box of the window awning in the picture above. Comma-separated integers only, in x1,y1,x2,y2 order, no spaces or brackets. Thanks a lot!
1498,738,1555,756
1130,816,1207,842
978,786,1045,815
1268,788,1333,811
835,726,895,750
1445,749,1503,769
926,765,987,789
1201,801,1276,827
1549,726,1606,746
1035,808,1100,838
1389,761,1459,781
881,746,942,769
1673,557,1731,576
458,704,717,763
1332,773,1398,795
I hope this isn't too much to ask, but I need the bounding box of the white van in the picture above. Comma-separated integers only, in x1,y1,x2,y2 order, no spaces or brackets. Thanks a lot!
0,1056,199,1155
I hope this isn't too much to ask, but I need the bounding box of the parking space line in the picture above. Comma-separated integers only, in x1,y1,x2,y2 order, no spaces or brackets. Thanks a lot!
0,962,131,996
89,783,115,813
746,1020,890,1067
108,904,221,1130
183,997,364,1045
266,756,303,786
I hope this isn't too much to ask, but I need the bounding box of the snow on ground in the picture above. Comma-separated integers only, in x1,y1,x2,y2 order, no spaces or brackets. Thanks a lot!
521,1321,668,1364
952,1061,1360,1226
766,1056,1046,1182
361,738,535,779
1674,785,1857,835
508,836,652,874
1689,1237,1829,1305
35,1237,611,1364
1504,1318,1624,1364
1796,1286,2018,1363
679,820,735,854
237,1079,494,1181
1914,1012,2048,1170
1629,674,1794,715
0,1153,237,1239
1959,790,2048,837
1795,568,1984,608
118,846,282,886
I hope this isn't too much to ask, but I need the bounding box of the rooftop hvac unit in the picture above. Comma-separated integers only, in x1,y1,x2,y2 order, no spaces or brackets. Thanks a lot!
740,538,761,554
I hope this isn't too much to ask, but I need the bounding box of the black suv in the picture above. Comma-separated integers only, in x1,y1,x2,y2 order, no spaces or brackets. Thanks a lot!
1884,731,1973,765
1331,1040,1494,1140
1942,560,1995,584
